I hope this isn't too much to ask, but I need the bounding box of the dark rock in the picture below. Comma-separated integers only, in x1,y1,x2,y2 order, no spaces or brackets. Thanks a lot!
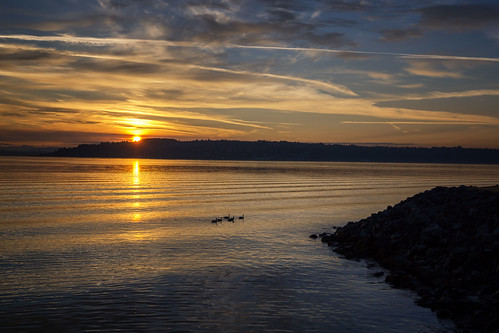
325,186,499,333
309,234,318,239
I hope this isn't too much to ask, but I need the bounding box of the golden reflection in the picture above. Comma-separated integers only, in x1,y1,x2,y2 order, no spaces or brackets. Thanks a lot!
133,160,140,185
131,160,141,222
118,230,155,243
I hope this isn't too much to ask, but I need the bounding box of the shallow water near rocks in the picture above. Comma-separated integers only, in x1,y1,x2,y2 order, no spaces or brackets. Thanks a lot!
2,157,498,332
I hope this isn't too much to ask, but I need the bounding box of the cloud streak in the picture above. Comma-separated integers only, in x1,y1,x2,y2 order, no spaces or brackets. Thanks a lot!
342,120,498,125
381,90,499,102
189,64,357,96
1,34,498,63
230,44,499,63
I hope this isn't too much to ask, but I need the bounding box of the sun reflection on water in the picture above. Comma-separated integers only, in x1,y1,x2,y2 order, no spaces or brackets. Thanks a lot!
133,160,140,185
132,160,141,222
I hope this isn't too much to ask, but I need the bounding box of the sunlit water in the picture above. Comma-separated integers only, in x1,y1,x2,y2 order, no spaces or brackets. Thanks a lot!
1,157,498,332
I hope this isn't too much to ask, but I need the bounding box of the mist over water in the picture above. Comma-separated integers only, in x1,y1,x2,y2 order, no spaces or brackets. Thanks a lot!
1,157,498,332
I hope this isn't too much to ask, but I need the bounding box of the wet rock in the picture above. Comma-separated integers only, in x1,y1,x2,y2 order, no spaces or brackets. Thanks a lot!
325,186,499,333
309,234,318,239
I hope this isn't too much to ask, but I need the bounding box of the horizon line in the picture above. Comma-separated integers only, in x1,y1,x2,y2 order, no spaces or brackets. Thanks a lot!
3,138,498,150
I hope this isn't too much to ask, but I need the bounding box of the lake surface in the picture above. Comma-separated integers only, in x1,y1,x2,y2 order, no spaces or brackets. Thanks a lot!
1,157,498,332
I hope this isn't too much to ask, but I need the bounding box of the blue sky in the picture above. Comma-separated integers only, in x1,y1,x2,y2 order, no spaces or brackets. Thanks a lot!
1,0,498,147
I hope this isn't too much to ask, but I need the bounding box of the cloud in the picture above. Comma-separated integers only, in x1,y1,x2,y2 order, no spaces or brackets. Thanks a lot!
334,51,371,60
70,58,161,74
337,69,397,82
373,93,499,120
26,14,129,33
0,47,56,63
2,34,499,63
188,64,358,96
320,0,373,12
228,43,499,62
342,120,497,126
404,60,465,78
382,89,499,102
397,84,424,89
0,32,495,130
0,126,126,146
379,28,422,42
0,35,359,96
0,0,498,148
185,11,356,47
388,122,408,133
419,4,499,31
267,7,297,22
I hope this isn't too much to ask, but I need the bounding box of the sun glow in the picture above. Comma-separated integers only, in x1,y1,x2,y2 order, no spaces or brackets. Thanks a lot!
132,136,142,142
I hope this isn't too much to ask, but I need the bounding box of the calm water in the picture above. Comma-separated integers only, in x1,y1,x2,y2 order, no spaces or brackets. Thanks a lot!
1,157,498,332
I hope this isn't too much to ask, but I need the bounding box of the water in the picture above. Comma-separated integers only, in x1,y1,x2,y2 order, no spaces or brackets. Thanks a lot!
1,157,498,332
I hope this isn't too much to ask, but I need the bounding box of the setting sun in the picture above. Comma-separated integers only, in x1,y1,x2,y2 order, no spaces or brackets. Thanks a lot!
132,136,141,142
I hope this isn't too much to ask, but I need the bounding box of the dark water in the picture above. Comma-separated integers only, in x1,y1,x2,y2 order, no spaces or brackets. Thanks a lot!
2,157,498,332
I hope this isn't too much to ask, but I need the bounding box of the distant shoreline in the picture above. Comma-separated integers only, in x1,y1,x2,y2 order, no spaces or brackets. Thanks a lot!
35,139,499,165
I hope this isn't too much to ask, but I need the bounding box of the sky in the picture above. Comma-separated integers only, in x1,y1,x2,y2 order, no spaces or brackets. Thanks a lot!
0,0,498,148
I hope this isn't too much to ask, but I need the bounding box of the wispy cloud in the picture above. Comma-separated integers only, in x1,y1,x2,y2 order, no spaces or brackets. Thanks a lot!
342,120,498,125
404,60,466,78
382,89,499,102
1,34,499,63
228,44,499,63
0,35,358,97
189,64,358,96
0,34,197,48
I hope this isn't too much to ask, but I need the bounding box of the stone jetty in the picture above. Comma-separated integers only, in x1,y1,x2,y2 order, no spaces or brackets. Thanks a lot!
318,186,499,332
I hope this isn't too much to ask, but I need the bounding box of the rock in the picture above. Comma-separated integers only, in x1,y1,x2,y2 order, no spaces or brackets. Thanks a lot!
324,186,499,333
309,234,318,239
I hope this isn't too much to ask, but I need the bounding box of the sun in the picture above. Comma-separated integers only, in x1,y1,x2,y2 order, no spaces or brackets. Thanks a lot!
132,136,142,142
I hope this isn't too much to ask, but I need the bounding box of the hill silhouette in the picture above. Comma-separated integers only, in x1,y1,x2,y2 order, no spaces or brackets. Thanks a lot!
44,139,499,164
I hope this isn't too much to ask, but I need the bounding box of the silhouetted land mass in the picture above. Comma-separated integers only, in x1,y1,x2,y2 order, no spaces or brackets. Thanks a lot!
0,146,56,156
44,139,499,164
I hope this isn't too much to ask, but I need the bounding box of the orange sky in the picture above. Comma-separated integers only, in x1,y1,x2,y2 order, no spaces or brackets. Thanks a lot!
1,1,499,148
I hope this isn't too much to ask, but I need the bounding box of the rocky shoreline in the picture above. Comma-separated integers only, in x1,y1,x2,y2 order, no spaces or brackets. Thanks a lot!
312,186,499,332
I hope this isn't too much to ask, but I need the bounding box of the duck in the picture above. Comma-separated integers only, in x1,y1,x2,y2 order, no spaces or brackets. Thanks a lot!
238,215,244,220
